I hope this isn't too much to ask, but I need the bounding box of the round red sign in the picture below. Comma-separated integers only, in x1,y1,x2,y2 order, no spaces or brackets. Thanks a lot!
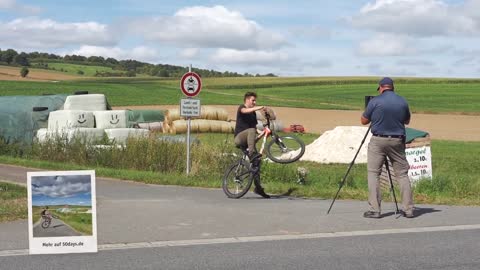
180,72,202,97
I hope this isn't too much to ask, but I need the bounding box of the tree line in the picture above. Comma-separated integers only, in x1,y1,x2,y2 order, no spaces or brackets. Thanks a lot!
0,48,276,78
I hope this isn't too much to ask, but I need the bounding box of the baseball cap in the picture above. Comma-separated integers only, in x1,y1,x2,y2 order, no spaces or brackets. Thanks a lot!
377,77,394,91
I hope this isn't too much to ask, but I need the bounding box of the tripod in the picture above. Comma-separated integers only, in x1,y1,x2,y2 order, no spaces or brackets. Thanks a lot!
326,126,399,215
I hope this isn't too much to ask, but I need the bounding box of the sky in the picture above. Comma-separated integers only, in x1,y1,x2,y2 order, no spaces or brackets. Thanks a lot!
31,175,92,206
1,0,480,77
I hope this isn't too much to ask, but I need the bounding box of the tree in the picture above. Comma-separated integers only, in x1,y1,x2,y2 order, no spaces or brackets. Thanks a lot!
20,67,29,78
1,49,18,64
14,52,30,66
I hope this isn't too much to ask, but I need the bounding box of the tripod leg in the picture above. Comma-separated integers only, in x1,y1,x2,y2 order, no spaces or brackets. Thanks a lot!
385,159,399,214
327,126,371,214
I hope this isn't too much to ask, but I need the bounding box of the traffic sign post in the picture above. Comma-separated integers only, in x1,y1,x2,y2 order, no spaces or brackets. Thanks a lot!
180,65,202,175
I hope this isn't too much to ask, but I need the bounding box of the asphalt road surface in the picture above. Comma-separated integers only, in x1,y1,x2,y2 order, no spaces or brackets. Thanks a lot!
33,218,82,238
1,164,479,269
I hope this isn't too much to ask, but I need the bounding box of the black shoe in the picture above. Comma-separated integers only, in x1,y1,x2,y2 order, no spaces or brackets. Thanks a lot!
401,210,414,218
254,187,270,198
363,211,381,219
248,152,262,163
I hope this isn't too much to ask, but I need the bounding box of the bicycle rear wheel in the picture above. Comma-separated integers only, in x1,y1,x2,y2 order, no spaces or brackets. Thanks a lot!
222,160,254,198
266,135,305,163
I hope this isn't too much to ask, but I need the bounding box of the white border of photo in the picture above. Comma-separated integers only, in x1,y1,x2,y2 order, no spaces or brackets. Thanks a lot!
27,170,98,254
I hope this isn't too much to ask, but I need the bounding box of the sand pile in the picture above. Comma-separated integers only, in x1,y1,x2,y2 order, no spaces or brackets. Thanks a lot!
300,126,372,164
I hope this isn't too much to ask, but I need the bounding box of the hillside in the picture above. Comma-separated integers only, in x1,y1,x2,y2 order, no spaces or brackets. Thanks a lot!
0,65,78,82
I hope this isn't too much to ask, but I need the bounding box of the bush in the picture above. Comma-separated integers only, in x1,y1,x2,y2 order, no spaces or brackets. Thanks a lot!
20,67,29,78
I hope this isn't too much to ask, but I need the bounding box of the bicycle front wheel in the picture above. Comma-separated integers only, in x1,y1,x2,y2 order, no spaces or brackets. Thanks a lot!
222,160,254,199
41,219,50,229
266,135,305,163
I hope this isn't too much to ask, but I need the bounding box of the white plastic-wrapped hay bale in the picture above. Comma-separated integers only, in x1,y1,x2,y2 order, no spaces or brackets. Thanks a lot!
37,128,105,142
35,128,48,143
93,110,128,129
63,94,108,111
138,121,163,132
48,110,95,130
105,128,149,144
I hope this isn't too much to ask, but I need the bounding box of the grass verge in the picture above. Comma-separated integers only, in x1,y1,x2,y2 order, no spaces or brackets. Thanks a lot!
0,181,28,222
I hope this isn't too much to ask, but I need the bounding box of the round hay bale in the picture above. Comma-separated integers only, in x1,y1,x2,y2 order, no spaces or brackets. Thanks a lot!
162,121,171,134
203,106,218,120
172,119,188,134
221,121,235,133
168,109,181,124
216,107,229,121
190,119,200,133
197,119,210,133
210,120,223,133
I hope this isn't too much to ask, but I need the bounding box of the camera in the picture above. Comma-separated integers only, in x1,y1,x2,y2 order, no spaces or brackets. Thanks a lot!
364,95,375,108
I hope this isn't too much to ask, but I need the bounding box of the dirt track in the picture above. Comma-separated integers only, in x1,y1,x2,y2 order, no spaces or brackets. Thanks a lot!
114,105,480,142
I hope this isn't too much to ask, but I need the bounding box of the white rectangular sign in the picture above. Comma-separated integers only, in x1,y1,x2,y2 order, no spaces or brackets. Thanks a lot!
27,170,98,254
180,98,201,117
406,146,433,183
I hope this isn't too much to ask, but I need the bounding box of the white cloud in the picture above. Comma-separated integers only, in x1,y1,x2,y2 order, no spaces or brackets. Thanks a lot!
0,0,41,14
396,59,434,66
70,45,159,62
210,49,289,66
32,175,91,198
178,48,200,59
357,34,417,56
351,0,479,37
128,5,288,50
0,17,117,49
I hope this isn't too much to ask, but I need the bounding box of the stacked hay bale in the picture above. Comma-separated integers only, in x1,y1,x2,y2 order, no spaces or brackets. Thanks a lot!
164,106,235,134
36,93,150,144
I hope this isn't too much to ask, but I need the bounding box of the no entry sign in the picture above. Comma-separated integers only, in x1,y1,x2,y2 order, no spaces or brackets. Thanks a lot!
180,72,202,97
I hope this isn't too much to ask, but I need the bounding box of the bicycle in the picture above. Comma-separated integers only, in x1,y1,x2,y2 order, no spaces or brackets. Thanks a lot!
222,112,305,198
41,214,59,229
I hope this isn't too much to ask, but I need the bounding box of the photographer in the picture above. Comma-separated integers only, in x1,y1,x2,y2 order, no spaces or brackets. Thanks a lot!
361,77,414,218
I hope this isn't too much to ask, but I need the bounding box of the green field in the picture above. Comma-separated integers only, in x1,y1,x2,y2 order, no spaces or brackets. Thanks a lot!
1,76,479,114
0,75,479,220
32,62,116,77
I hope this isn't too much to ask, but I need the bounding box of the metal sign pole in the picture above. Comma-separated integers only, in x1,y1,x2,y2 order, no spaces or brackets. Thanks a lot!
186,64,192,175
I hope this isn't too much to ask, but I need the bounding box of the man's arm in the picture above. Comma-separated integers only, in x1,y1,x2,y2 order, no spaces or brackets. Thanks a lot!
361,115,370,125
240,106,264,114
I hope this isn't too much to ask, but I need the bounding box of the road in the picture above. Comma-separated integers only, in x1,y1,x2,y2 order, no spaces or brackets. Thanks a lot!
1,163,479,269
33,218,82,238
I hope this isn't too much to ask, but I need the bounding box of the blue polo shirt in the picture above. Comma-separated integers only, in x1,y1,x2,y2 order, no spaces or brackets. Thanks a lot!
363,91,410,136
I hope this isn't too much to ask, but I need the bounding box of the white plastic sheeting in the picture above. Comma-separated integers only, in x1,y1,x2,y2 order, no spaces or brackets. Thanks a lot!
36,128,105,143
93,110,128,129
63,94,108,111
104,128,149,144
48,110,94,130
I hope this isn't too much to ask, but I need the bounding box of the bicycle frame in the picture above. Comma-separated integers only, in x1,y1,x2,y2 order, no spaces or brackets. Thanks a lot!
255,114,274,155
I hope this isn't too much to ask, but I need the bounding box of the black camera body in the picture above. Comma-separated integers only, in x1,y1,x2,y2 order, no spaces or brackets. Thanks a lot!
364,95,375,108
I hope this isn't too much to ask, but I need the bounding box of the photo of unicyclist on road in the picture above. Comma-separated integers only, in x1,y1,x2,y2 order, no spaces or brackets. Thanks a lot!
31,174,93,238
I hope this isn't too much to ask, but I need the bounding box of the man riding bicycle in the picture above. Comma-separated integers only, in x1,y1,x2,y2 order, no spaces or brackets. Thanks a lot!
234,91,270,198
41,206,52,221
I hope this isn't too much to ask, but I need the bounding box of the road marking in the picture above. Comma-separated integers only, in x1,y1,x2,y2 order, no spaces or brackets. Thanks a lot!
1,224,480,257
